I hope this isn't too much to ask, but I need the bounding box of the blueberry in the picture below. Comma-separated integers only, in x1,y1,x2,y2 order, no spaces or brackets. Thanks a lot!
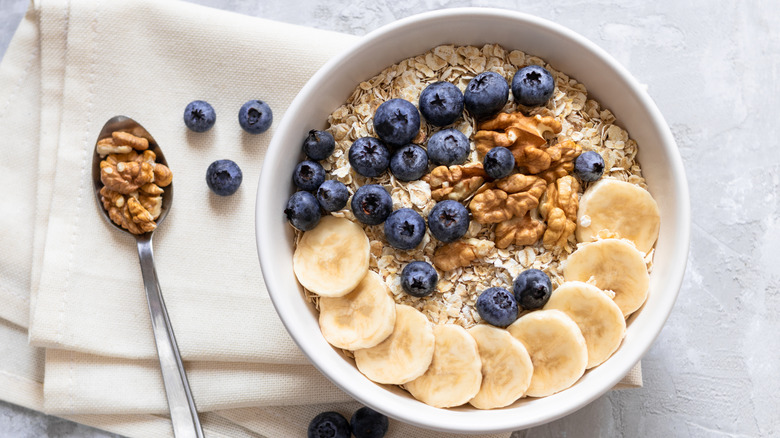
418,81,464,127
426,128,470,166
284,191,321,231
206,159,242,196
303,129,336,160
316,180,349,212
307,411,350,438
428,200,470,243
349,137,390,177
389,144,428,181
351,184,393,225
351,406,389,438
293,160,326,192
183,100,216,132
513,269,552,310
574,151,605,182
512,65,555,107
400,261,438,298
476,287,519,328
483,146,515,180
373,98,421,147
384,208,426,250
238,99,273,134
464,71,509,119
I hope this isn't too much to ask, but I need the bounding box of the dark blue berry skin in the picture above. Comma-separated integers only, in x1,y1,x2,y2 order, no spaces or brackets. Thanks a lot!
350,406,389,438
428,200,470,243
574,151,605,182
426,128,470,166
464,71,509,119
513,269,553,310
483,146,515,180
400,261,438,298
476,287,519,328
293,160,326,192
419,81,464,127
308,411,350,438
316,180,349,212
373,98,421,147
303,129,336,161
389,144,428,181
349,137,390,177
183,100,216,132
351,184,393,225
238,99,273,134
384,208,426,250
206,159,242,196
512,65,555,107
284,191,321,231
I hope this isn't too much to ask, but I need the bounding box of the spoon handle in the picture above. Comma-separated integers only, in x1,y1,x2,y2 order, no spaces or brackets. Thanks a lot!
137,237,205,438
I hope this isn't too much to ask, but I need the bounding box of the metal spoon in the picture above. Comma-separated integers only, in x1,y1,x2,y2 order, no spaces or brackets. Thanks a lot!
92,116,204,438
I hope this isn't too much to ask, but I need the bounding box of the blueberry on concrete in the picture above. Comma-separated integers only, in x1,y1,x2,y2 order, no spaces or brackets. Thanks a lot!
183,100,216,132
574,151,605,182
307,411,350,438
428,200,470,243
351,184,393,225
512,65,555,107
206,159,242,196
426,128,470,166
464,71,509,119
303,129,336,160
476,287,519,328
293,160,326,192
400,261,438,298
350,406,389,438
284,191,321,231
238,99,273,134
419,81,464,127
316,180,349,212
348,137,390,177
483,146,515,180
384,208,426,250
513,269,552,310
389,144,428,181
373,98,421,147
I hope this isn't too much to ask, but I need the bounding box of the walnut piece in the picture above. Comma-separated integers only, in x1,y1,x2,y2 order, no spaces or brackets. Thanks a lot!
539,175,580,249
96,138,132,157
423,162,487,201
469,174,546,224
536,140,581,183
494,213,545,249
474,112,561,173
433,238,495,271
112,131,149,151
100,158,154,194
99,187,157,234
153,162,173,187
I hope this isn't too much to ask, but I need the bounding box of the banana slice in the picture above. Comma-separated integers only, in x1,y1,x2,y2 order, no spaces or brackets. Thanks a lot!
544,281,626,369
354,304,435,385
467,325,533,410
576,179,660,254
563,238,649,317
293,215,370,297
318,271,396,350
405,324,482,408
507,309,587,397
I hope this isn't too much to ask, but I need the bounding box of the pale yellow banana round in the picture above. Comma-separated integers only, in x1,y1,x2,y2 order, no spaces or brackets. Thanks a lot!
467,324,533,410
354,304,435,385
544,281,626,369
318,271,396,350
507,309,587,398
576,179,660,254
293,216,370,297
563,238,649,317
405,324,482,408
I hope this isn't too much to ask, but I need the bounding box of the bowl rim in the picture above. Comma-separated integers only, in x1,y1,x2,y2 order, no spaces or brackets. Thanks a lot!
257,7,690,434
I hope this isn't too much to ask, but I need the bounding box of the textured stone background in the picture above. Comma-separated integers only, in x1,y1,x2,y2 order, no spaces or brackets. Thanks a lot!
1,0,779,436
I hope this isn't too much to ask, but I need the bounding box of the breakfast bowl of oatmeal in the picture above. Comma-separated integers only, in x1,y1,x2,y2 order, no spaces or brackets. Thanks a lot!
256,8,689,434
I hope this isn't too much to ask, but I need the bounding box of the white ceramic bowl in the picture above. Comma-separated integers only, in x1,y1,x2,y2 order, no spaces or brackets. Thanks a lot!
257,8,690,434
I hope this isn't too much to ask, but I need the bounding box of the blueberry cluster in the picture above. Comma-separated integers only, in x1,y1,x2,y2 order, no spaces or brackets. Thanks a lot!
475,269,553,328
308,407,388,438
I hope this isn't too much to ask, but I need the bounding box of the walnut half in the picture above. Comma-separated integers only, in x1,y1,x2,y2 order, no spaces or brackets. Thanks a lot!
469,174,546,224
423,163,487,202
539,175,580,249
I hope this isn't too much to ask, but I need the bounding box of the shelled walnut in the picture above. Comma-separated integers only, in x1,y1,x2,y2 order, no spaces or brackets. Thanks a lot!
433,238,495,272
494,213,545,249
473,112,561,173
423,163,487,202
469,174,546,224
539,175,580,249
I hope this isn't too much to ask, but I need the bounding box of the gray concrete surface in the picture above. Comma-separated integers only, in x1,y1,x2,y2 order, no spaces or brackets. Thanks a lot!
1,0,779,437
